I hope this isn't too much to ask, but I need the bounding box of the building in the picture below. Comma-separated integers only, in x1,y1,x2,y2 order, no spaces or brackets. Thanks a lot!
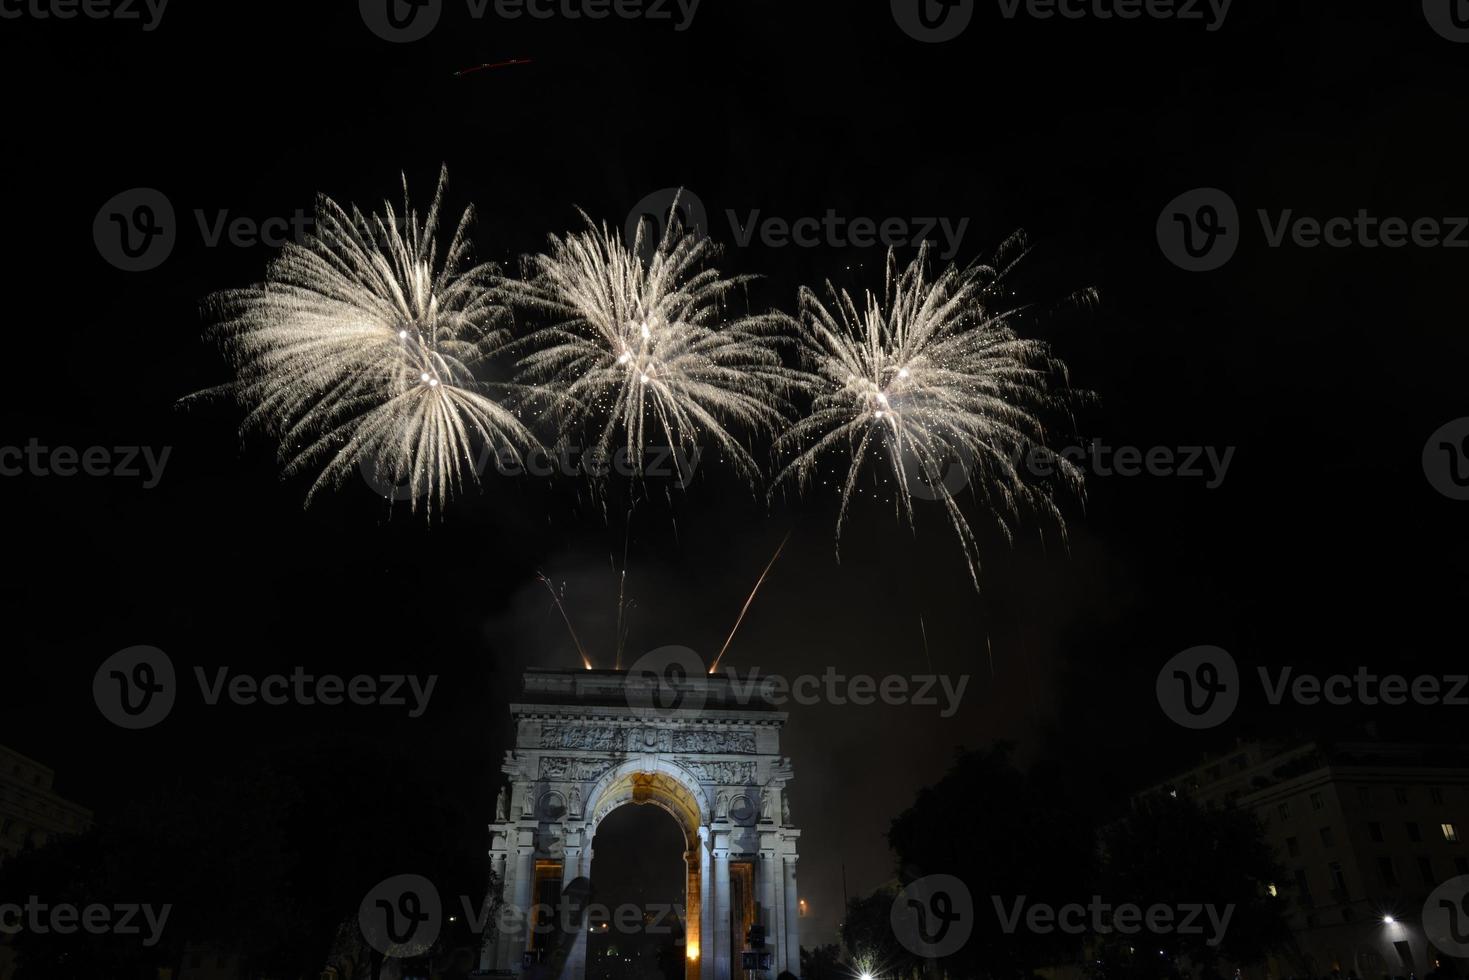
0,745,94,980
0,744,93,865
1148,738,1469,979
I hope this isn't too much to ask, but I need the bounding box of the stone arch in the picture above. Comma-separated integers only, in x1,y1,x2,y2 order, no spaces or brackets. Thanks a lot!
583,757,709,848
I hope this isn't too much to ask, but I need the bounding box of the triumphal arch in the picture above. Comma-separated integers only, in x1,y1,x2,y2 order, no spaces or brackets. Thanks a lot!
480,665,802,980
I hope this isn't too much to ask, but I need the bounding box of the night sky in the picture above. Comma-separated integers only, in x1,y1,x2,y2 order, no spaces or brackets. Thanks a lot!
2,0,1468,954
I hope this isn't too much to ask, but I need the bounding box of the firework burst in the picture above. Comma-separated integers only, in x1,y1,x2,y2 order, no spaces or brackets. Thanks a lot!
773,236,1088,589
204,167,536,514
506,200,795,485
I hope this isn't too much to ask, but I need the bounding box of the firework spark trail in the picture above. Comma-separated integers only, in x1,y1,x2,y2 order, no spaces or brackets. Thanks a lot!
537,573,593,670
201,166,537,514
773,237,1089,591
709,531,791,674
504,196,798,486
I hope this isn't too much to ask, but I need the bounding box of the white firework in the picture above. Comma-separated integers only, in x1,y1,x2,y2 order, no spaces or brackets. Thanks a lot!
774,237,1087,589
206,167,536,514
506,202,795,484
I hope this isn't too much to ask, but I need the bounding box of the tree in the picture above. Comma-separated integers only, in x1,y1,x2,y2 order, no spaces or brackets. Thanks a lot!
800,943,845,980
1090,792,1292,980
887,743,1098,980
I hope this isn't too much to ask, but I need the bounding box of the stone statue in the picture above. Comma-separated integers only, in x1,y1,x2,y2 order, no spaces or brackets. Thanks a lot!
760,793,772,822
715,791,730,820
568,785,582,818
521,788,535,818
781,794,792,824
495,786,509,821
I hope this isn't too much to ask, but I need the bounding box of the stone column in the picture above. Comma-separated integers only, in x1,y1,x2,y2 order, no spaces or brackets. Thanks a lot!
560,844,588,980
759,848,778,971
504,845,535,973
685,849,702,980
481,848,509,971
699,828,714,980
713,839,732,980
782,856,800,976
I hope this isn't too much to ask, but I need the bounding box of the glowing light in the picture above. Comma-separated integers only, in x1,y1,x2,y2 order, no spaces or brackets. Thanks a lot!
1383,915,1396,924
201,166,536,514
773,239,1087,591
506,195,792,484
686,944,699,961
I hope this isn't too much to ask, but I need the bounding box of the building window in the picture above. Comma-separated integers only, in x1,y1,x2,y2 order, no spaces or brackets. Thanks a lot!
1419,856,1435,886
1286,836,1301,857
1294,868,1313,907
1406,822,1421,843
1320,826,1335,846
1396,787,1409,805
1444,823,1460,843
1311,792,1324,811
1267,882,1278,897
1430,787,1444,805
1369,821,1383,842
1329,862,1347,894
1279,802,1291,819
1379,857,1398,887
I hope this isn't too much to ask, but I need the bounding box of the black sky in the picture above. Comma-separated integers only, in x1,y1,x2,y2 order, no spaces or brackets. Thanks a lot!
2,0,1468,951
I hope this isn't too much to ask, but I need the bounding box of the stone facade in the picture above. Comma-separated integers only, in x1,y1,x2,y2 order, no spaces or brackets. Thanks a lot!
481,669,802,980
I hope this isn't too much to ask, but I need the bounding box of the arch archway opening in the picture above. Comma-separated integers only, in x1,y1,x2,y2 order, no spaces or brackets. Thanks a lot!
589,802,689,980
